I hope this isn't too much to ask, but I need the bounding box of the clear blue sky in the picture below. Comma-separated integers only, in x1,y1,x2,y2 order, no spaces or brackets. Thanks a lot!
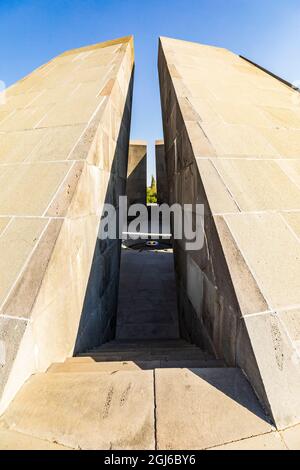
1,0,300,183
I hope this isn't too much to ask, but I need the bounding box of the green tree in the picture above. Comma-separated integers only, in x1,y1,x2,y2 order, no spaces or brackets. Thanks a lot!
147,175,157,204
151,175,156,192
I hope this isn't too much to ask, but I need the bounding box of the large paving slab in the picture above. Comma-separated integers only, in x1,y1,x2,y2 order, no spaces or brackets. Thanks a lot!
158,35,300,429
0,371,155,450
155,368,273,450
0,36,134,414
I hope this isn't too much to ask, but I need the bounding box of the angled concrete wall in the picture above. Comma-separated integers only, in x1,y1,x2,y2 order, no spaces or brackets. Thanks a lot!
155,140,169,204
0,36,134,412
127,140,147,206
158,36,300,429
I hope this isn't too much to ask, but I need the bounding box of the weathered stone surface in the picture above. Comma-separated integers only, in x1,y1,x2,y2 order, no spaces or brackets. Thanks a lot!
238,312,300,430
47,360,159,373
1,371,155,450
0,218,47,306
0,428,72,450
213,216,268,316
155,140,169,204
213,159,300,211
0,218,10,236
282,212,300,238
1,219,63,319
195,159,239,213
127,141,147,205
158,35,300,428
211,432,287,450
225,212,300,310
0,36,134,413
155,368,272,450
280,424,300,450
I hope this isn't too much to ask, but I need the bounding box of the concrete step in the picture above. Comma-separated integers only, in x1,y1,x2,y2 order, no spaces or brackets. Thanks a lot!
108,338,189,344
159,359,225,368
89,346,201,356
48,358,224,373
94,339,195,350
91,343,199,353
78,349,215,362
82,348,210,358
48,361,160,373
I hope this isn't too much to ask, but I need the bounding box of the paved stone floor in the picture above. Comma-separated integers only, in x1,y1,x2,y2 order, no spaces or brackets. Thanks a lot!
1,241,300,449
1,366,299,450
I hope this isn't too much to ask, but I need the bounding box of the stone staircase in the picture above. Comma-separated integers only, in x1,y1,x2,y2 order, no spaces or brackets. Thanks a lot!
0,351,275,450
66,338,224,370
0,244,284,450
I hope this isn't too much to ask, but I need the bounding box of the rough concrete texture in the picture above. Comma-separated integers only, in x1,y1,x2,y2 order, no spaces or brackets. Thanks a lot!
280,424,300,450
0,36,134,413
155,140,169,204
1,364,300,450
0,371,155,450
1,232,299,449
158,36,300,429
0,428,72,450
127,141,147,205
155,368,273,450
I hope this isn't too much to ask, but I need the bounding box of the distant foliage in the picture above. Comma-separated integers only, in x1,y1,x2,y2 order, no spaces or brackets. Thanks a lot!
147,175,157,203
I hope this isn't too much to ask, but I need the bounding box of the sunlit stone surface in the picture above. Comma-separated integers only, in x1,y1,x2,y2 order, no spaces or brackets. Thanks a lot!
0,36,134,412
158,35,300,429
